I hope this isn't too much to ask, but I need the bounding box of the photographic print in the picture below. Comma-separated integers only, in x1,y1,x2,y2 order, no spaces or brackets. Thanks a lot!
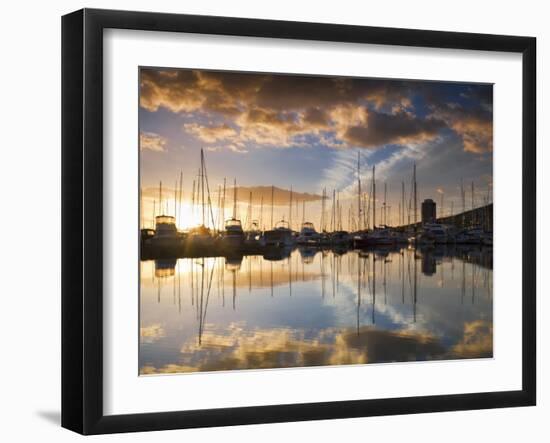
139,68,493,375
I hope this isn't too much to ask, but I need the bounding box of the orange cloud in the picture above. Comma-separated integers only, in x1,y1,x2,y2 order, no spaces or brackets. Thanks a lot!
140,131,167,152
450,320,493,358
450,117,493,154
140,323,166,343
183,122,238,143
429,99,493,154
140,324,447,374
140,70,205,113
141,68,492,154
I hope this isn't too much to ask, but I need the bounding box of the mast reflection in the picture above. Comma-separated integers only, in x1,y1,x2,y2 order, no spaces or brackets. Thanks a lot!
140,244,493,374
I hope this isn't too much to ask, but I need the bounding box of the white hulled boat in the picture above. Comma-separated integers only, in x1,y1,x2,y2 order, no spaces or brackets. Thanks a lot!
264,220,294,247
221,217,244,248
146,215,184,250
296,222,321,245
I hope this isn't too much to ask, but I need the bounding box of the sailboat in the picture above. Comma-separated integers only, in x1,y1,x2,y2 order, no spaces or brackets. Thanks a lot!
456,226,483,244
188,149,215,250
139,187,156,251
297,221,320,245
296,202,321,245
147,214,182,252
353,163,393,247
264,220,294,247
221,178,245,250
328,188,350,246
263,187,294,247
318,188,332,245
245,220,265,248
243,192,264,247
482,232,493,246
145,180,184,254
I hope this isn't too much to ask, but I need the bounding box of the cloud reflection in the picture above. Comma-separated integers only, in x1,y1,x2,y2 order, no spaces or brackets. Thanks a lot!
140,248,493,375
141,320,493,374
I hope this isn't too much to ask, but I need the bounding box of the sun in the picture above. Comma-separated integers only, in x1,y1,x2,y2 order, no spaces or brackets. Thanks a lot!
141,197,227,231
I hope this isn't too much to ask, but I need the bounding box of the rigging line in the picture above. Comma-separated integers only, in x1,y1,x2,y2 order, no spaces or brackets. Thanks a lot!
201,149,217,229
407,169,415,225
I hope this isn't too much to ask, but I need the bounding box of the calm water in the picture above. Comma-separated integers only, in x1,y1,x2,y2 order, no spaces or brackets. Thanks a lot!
139,245,493,375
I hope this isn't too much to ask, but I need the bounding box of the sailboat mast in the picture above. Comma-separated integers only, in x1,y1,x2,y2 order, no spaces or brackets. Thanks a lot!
196,169,200,219
365,187,370,230
471,181,475,211
485,183,491,231
332,189,336,232
413,163,417,232
337,191,341,231
233,178,237,220
289,186,293,229
340,199,343,231
320,188,325,232
200,149,206,226
140,187,143,229
384,183,387,226
260,195,264,230
174,179,177,218
399,181,405,226
398,201,401,228
372,165,376,230
159,180,162,216
357,151,361,231
216,184,221,231
295,199,298,230
461,178,465,228
471,181,475,225
178,171,183,227
271,185,274,229
247,191,252,229
363,190,367,229
222,178,226,226
191,179,195,221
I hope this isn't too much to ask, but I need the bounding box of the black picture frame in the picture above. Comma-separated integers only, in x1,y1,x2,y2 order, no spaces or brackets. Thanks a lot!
62,8,536,435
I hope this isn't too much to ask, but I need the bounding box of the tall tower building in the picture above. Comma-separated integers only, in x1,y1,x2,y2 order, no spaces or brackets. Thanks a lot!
421,199,436,224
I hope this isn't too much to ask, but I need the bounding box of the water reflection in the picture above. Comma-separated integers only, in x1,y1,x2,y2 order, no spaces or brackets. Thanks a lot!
140,245,493,374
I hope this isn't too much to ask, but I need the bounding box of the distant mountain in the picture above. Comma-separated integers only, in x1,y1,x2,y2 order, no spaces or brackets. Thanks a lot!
228,186,322,206
141,185,323,206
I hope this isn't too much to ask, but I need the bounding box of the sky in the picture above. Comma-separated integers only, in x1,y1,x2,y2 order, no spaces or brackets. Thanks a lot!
139,67,492,231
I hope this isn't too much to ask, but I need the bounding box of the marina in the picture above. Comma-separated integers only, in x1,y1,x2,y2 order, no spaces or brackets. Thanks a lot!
138,67,494,375
141,149,493,261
